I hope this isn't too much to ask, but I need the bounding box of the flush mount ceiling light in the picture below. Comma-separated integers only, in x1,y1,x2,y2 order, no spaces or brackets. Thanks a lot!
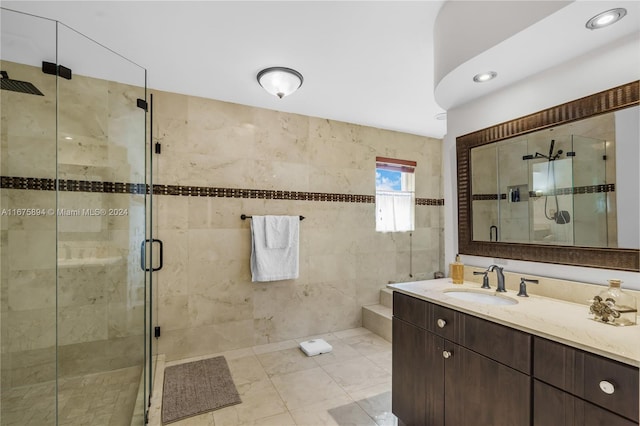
257,67,303,99
435,112,447,121
586,8,627,30
473,71,497,83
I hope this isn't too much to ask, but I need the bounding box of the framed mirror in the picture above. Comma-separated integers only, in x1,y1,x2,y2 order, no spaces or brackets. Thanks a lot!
457,81,639,272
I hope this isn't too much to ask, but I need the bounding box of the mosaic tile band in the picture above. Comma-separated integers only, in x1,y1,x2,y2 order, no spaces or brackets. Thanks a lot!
472,183,615,201
1,176,444,206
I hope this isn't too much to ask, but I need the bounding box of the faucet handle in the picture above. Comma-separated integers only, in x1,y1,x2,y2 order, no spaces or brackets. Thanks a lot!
473,271,491,289
517,277,539,297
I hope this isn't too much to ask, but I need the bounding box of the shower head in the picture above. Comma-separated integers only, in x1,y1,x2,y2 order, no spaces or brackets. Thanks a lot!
0,71,44,96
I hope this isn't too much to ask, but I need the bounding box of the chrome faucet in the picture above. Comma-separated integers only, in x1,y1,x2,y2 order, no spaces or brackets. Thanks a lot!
487,265,506,292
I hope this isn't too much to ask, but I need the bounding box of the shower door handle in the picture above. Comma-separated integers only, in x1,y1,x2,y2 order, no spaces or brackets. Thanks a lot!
140,239,163,272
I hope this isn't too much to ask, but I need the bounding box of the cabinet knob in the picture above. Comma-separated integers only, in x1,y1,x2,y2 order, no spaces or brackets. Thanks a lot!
442,350,452,359
437,319,447,328
599,380,615,395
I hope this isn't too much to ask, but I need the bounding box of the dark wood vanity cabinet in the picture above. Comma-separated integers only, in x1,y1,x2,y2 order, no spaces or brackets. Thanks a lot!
533,336,639,425
533,380,637,426
392,291,640,426
392,292,531,426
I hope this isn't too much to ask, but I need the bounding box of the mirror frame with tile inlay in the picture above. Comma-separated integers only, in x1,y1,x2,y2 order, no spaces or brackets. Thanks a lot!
456,81,640,272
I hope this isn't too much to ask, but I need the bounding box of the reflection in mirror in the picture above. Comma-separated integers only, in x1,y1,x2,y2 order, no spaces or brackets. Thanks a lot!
457,81,639,271
470,108,639,249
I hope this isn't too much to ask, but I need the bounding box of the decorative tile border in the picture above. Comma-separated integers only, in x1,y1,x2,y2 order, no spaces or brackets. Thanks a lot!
1,176,445,206
416,198,445,206
472,183,615,201
0,176,147,194
471,194,507,201
0,176,56,191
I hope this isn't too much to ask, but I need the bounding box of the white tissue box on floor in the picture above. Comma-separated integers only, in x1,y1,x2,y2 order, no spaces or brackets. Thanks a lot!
299,339,333,357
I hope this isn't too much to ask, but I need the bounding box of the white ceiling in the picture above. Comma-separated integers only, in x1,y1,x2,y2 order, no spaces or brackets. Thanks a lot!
1,1,639,139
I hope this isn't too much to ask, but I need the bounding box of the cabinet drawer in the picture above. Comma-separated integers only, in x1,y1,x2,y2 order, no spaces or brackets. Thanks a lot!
533,336,580,393
583,352,638,423
430,303,459,341
393,292,427,329
534,379,637,426
461,314,531,374
533,336,639,423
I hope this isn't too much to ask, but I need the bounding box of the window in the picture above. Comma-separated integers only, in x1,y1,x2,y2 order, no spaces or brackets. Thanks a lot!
375,156,416,232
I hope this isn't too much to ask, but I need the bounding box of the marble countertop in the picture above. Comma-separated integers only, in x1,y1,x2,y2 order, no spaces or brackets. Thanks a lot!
387,279,640,367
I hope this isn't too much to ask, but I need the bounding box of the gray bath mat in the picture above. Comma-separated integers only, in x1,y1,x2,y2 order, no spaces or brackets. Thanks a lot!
162,356,241,424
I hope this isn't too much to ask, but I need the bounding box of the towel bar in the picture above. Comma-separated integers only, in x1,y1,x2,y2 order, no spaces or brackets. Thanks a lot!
241,214,304,221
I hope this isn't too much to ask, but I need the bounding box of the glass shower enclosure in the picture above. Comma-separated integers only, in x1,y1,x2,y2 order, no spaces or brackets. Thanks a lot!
1,8,152,425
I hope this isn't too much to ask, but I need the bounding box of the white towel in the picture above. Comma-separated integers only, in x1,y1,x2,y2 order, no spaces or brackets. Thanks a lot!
264,215,294,249
250,215,299,282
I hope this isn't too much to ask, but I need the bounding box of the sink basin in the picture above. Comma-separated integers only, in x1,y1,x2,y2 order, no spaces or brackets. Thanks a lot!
443,289,518,306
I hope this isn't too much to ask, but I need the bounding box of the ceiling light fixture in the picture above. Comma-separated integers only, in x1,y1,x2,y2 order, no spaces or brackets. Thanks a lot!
435,112,447,121
473,71,497,83
586,8,627,30
257,67,303,99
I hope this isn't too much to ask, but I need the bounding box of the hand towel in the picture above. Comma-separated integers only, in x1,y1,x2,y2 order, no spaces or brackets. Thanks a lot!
250,215,299,282
264,215,294,249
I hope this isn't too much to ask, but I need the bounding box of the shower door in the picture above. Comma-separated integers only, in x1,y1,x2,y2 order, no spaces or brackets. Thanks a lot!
1,8,151,425
571,135,609,247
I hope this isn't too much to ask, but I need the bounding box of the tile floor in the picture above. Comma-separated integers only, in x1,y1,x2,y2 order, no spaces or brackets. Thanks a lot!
149,327,397,426
0,365,142,426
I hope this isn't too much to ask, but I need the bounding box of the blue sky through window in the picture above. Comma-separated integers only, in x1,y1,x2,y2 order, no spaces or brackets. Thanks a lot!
376,169,402,191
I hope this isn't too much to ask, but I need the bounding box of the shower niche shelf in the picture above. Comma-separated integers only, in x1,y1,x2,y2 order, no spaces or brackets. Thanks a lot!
507,184,529,203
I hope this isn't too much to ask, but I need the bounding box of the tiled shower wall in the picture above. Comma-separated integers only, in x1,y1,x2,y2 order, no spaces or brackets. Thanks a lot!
150,89,444,361
1,61,146,389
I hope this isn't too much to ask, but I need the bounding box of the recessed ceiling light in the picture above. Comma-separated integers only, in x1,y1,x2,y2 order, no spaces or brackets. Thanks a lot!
586,8,627,30
473,71,497,83
64,136,73,140
435,112,447,121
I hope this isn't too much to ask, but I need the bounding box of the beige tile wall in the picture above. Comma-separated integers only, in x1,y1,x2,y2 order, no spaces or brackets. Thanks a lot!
1,61,443,376
150,89,444,361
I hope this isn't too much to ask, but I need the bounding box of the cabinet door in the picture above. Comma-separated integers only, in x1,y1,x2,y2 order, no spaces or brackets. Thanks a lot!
393,292,427,329
445,344,530,426
534,380,637,426
392,318,445,426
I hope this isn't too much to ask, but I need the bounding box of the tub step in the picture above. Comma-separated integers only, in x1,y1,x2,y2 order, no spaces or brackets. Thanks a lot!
362,287,394,342
380,288,394,309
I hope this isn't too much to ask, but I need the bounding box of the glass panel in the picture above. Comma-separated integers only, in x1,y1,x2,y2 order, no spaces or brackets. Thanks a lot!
148,93,158,418
497,138,529,243
470,144,499,242
572,135,608,247
56,22,147,425
530,158,574,245
1,9,58,426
